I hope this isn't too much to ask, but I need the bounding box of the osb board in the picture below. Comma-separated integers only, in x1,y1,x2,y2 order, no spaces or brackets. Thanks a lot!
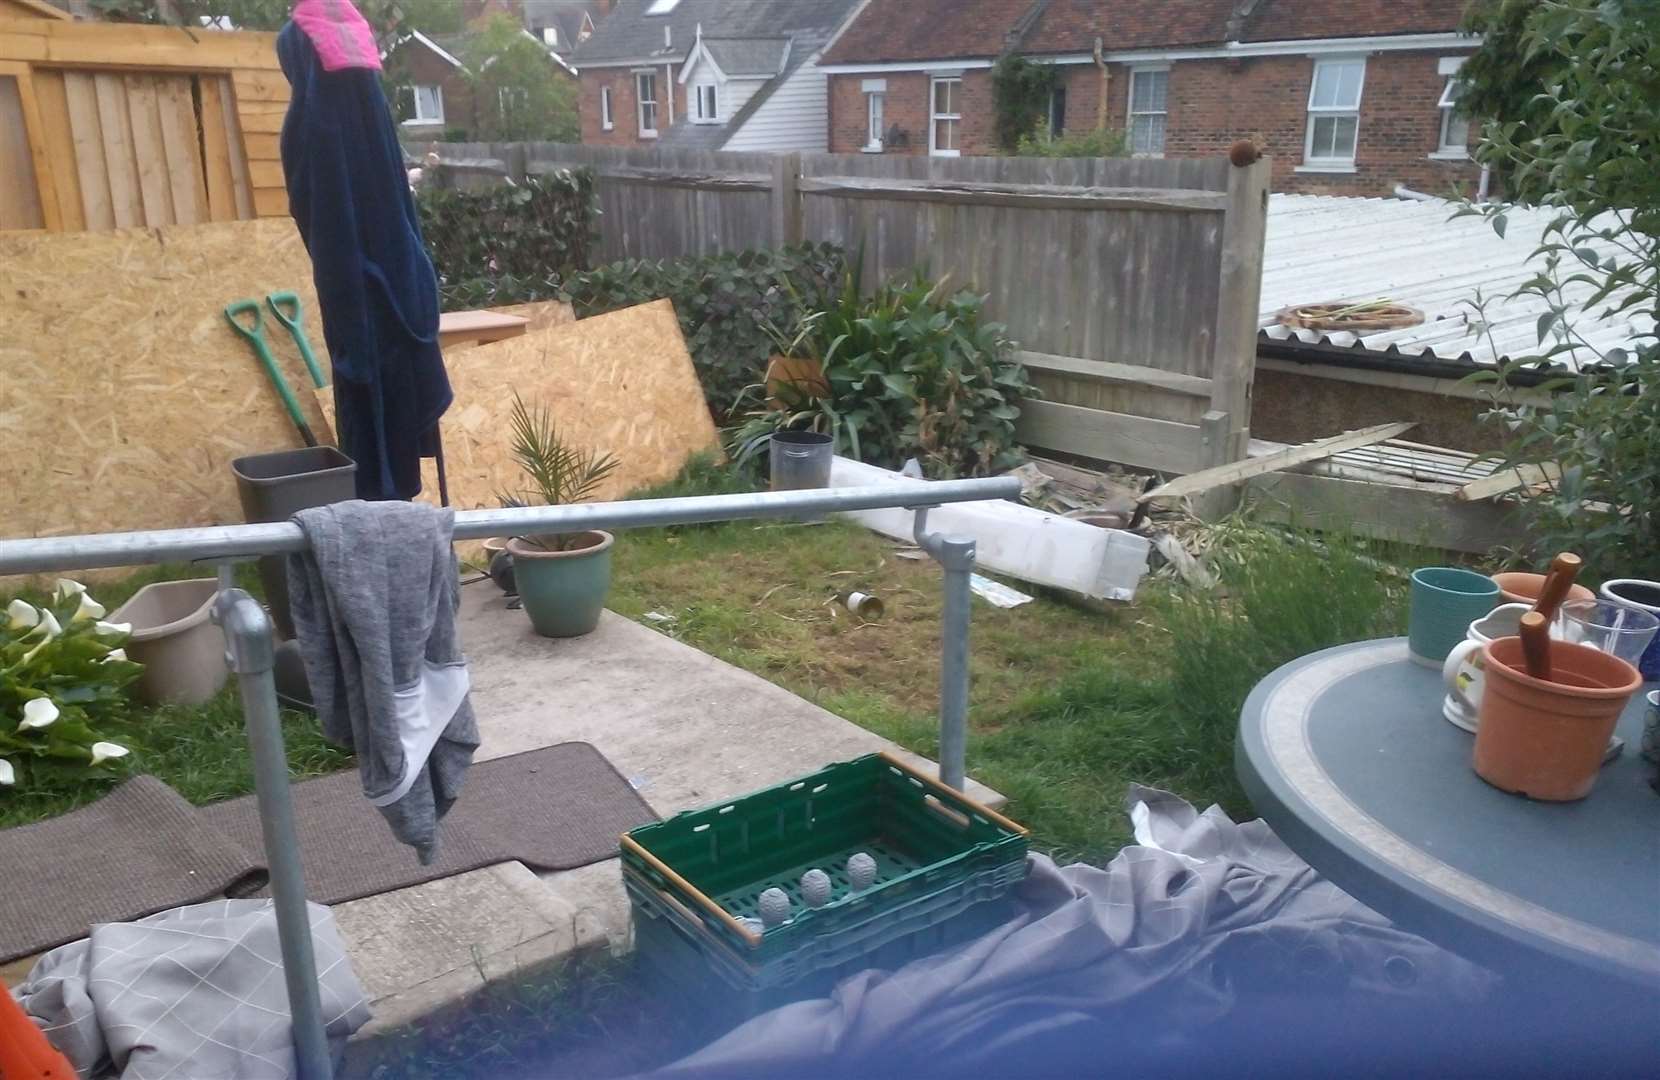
418,299,719,555
1,217,327,549
489,300,574,333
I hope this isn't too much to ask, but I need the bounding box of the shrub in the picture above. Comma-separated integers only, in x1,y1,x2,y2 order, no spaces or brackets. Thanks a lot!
1,580,141,791
729,266,1033,478
1458,0,1660,580
1015,127,1128,158
418,170,599,311
562,244,845,422
990,55,1058,152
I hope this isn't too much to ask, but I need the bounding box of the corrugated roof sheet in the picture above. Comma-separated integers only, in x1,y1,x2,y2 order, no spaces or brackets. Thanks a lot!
1259,193,1652,370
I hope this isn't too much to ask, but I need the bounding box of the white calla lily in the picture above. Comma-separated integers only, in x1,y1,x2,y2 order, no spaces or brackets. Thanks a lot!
36,610,62,638
72,593,107,623
101,648,128,663
20,698,59,730
21,610,63,661
54,578,87,601
6,599,39,629
0,759,13,786
94,621,132,638
89,742,130,766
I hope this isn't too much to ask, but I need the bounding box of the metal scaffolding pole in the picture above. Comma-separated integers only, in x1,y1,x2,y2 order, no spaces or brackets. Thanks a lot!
0,477,1019,1079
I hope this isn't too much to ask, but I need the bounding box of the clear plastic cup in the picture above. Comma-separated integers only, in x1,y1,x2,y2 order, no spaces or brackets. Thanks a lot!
1556,599,1660,666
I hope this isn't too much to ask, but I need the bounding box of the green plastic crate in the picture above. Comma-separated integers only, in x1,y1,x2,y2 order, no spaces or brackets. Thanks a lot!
622,752,1029,990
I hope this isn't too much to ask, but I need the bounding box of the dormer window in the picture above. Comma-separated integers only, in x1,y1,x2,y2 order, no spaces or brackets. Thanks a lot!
646,0,681,13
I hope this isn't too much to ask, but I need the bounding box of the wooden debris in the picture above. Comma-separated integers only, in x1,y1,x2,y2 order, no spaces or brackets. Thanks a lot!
1455,462,1561,502
1140,422,1416,503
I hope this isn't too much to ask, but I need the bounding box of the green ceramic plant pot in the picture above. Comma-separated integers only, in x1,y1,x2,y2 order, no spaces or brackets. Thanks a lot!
506,531,614,638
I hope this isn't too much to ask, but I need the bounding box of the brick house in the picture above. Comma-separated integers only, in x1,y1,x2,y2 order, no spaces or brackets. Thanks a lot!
571,0,862,152
385,6,586,142
818,0,1486,197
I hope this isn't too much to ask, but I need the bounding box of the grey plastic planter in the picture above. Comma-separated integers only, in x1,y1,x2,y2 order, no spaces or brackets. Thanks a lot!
110,578,228,706
507,531,613,638
231,446,356,639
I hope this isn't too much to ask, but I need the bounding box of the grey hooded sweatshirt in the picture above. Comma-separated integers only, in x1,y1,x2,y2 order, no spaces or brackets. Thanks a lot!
287,500,479,863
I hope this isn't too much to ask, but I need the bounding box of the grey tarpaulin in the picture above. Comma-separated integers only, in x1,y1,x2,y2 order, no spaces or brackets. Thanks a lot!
633,785,1504,1079
16,899,370,1079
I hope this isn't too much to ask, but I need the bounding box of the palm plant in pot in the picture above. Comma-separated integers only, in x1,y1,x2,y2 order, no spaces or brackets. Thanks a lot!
500,393,620,638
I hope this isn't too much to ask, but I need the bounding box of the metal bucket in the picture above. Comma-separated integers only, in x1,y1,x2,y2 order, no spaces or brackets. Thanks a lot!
769,431,833,492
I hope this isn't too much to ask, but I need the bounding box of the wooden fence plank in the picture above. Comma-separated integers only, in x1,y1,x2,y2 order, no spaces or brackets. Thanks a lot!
29,66,84,232
122,72,173,226
219,75,256,218
155,73,206,224
91,72,143,228
0,72,45,229
1016,399,1203,474
1142,421,1416,502
1017,351,1215,397
197,73,238,221
797,175,1229,213
61,70,112,230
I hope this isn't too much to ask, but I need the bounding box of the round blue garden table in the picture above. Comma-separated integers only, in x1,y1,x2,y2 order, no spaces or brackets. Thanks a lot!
1236,638,1660,992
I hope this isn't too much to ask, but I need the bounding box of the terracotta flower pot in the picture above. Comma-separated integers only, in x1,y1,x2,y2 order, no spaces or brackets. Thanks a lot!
1490,571,1594,608
764,354,830,409
1473,636,1641,801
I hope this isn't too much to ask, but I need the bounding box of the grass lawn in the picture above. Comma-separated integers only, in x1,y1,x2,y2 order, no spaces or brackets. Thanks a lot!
606,515,1209,863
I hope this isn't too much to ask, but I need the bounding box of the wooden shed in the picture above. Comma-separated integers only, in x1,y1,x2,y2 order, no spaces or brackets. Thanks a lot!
0,16,291,232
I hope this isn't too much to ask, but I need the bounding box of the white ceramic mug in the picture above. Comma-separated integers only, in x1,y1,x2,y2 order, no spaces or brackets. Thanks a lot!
1441,604,1540,731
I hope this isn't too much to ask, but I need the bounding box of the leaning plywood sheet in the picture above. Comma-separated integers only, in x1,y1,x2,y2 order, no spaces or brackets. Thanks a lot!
419,299,720,523
828,457,1151,602
0,218,326,543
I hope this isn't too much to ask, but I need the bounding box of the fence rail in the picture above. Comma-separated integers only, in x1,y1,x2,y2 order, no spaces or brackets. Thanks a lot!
419,141,1268,490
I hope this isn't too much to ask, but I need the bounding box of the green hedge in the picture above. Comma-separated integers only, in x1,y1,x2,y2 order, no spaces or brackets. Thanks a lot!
562,244,845,421
418,170,598,311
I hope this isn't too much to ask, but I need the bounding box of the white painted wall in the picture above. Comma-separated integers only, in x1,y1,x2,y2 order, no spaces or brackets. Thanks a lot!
722,49,831,152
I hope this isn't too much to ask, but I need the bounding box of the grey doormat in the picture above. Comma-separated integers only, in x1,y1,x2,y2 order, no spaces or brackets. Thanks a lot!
201,741,657,905
0,742,655,963
0,776,265,963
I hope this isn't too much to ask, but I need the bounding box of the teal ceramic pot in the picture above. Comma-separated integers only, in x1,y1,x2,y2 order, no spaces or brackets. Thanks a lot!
507,531,614,638
1408,567,1499,667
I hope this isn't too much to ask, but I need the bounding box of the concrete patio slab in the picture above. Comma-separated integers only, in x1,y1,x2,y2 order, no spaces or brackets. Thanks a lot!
338,585,1006,1033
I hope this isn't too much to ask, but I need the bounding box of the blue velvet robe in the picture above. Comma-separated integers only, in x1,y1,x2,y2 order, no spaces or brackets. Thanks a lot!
276,23,451,501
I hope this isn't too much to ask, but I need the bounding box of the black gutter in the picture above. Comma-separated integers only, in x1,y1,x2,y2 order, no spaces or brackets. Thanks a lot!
1254,332,1566,389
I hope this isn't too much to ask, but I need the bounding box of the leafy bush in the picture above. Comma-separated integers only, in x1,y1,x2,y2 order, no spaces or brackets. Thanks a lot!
729,266,1033,478
1015,127,1128,158
418,170,599,311
1459,0,1660,580
562,244,845,422
1,581,141,791
990,55,1059,151
461,14,580,142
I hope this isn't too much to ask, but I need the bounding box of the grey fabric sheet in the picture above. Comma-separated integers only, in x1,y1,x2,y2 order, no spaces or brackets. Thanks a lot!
636,785,1502,1079
15,899,370,1080
287,500,480,864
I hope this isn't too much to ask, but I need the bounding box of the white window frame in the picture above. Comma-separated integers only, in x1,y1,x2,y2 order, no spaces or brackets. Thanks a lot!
402,84,444,126
635,70,658,138
1301,56,1365,171
601,85,614,130
693,82,719,124
865,91,885,151
1047,84,1066,138
1126,65,1169,157
929,74,962,158
1433,75,1470,159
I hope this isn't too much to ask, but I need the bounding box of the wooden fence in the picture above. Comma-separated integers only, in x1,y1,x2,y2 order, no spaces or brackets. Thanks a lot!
424,141,1271,482
0,18,289,232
